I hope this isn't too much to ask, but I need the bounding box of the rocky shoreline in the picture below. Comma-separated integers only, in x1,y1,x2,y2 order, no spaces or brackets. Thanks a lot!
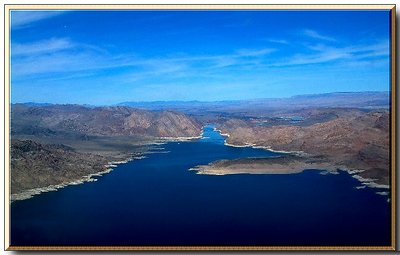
10,133,204,202
190,156,336,176
10,157,136,202
200,128,390,195
157,135,203,142
216,127,311,157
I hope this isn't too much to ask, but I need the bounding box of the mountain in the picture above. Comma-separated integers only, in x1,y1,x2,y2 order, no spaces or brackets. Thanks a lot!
11,104,202,138
218,109,390,185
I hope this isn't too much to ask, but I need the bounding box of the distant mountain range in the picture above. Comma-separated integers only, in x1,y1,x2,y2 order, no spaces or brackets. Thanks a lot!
117,91,390,111
17,91,390,111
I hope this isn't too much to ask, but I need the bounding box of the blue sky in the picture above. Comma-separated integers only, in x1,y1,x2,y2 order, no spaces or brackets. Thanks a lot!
10,10,391,104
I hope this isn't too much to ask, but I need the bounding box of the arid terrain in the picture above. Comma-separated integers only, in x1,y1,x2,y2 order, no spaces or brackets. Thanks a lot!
10,92,391,199
181,92,390,186
213,109,390,185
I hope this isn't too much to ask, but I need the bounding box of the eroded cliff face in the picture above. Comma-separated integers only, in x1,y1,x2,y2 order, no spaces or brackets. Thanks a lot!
218,111,390,185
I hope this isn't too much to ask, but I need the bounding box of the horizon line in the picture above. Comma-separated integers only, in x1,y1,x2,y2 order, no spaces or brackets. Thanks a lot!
11,90,390,106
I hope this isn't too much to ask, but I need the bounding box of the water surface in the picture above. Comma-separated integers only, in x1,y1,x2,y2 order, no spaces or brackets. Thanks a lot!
11,125,391,246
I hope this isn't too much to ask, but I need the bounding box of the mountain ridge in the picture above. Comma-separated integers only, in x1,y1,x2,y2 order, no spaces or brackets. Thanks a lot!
13,91,390,109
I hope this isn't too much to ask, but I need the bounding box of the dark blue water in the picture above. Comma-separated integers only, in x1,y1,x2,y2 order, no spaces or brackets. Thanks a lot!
11,126,391,246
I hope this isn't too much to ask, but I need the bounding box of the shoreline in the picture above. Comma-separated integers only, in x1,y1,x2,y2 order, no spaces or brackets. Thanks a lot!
191,163,390,196
11,126,389,202
10,155,141,202
214,127,230,138
157,135,202,142
189,166,306,176
156,129,204,142
10,132,203,203
189,156,336,176
351,174,390,189
214,127,308,156
224,141,308,156
210,127,390,195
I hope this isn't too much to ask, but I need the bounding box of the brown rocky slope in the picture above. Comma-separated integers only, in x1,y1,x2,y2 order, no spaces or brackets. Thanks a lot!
11,140,110,194
218,110,390,185
12,104,202,138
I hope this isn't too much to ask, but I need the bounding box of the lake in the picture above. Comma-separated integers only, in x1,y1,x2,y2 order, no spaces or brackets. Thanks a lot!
10,125,391,246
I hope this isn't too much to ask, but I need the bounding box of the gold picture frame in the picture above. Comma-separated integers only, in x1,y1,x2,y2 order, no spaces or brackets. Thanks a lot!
4,4,396,251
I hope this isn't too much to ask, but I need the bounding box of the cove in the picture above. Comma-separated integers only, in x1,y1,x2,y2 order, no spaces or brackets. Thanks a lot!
10,125,391,246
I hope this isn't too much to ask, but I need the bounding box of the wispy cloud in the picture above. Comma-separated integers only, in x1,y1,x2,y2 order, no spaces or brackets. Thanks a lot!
11,11,65,29
302,29,336,42
12,38,74,56
271,40,389,67
12,51,139,77
11,37,124,76
236,48,275,57
280,51,351,66
346,41,389,59
307,40,389,59
266,39,289,45
11,30,389,85
11,38,276,80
